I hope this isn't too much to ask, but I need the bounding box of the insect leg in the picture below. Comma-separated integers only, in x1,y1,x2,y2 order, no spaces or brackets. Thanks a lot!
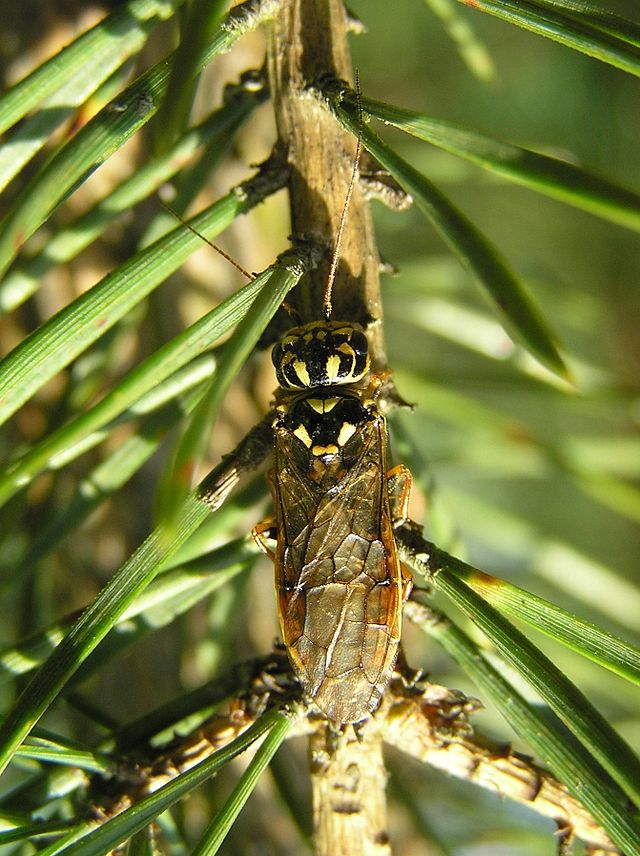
197,412,275,513
252,517,277,561
387,464,415,599
387,463,413,525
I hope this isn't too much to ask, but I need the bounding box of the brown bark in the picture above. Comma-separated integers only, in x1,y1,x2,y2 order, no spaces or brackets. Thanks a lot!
89,652,619,854
309,724,391,856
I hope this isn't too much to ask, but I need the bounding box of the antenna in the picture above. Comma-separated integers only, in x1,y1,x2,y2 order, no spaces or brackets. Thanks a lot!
160,200,254,281
322,70,364,321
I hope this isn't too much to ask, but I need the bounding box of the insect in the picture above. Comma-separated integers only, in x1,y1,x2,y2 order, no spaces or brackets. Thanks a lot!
253,115,413,724
254,320,413,723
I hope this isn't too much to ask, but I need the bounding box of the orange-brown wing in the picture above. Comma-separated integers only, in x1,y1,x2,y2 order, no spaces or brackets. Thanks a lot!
272,414,403,723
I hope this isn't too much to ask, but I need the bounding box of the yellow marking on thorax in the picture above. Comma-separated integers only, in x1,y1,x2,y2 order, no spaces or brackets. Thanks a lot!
307,397,339,414
312,443,339,456
293,423,313,447
337,422,357,446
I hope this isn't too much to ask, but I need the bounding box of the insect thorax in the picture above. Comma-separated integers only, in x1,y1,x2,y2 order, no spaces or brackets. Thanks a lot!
272,320,374,458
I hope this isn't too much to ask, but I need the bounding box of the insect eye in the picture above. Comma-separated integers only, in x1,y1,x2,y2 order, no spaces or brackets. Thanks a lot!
348,329,368,360
272,333,312,390
332,326,369,383
271,341,284,371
